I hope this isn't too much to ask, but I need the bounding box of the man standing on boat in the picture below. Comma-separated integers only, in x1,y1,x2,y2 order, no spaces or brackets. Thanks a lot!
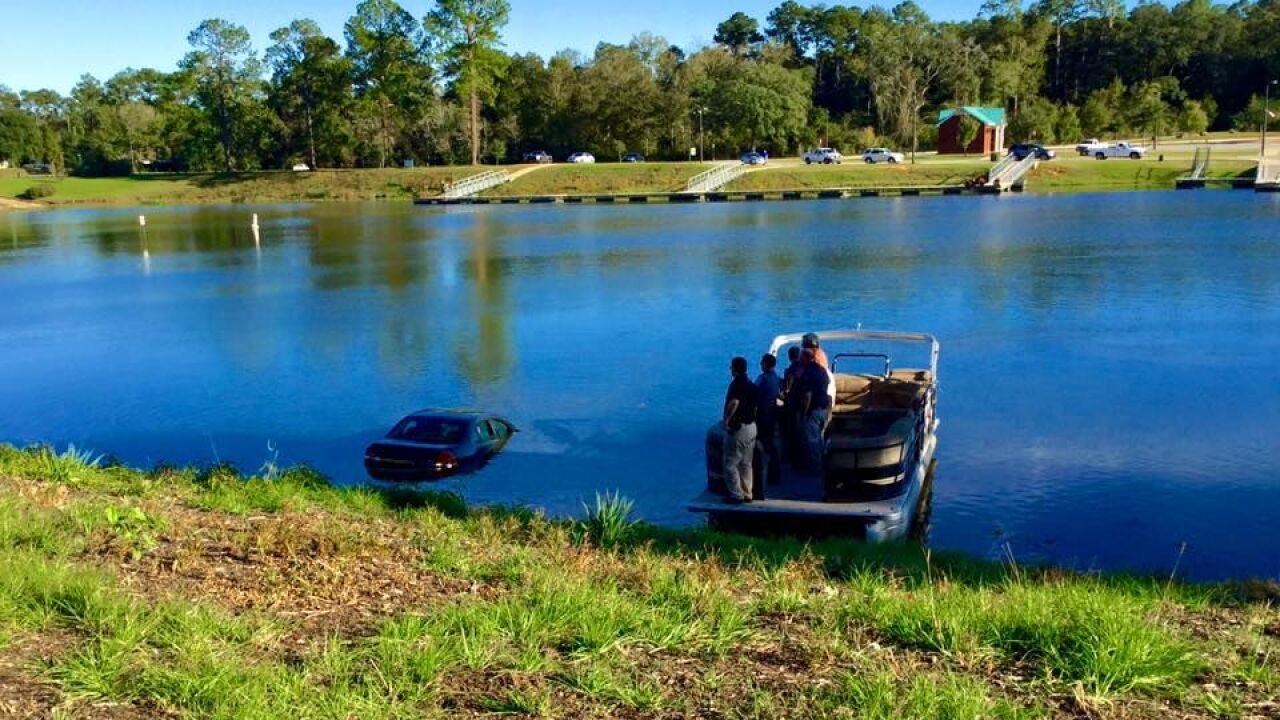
755,353,782,494
722,356,758,504
780,345,803,463
802,332,829,370
797,348,832,473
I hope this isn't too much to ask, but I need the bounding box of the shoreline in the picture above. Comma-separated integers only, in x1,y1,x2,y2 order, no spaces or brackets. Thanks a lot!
1,156,1260,210
0,443,1276,718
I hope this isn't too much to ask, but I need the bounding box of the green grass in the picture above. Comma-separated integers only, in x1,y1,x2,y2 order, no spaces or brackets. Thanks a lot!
482,162,706,196
726,161,993,190
0,152,1267,208
0,442,1275,718
0,167,487,206
1026,155,1258,192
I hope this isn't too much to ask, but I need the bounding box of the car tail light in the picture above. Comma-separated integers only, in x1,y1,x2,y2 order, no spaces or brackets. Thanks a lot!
434,451,457,470
364,446,376,460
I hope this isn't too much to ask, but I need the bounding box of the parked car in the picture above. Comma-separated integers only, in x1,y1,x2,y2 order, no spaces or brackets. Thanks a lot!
1009,143,1056,161
291,163,311,172
861,148,904,164
1075,138,1108,156
1092,142,1145,160
740,151,767,165
364,410,517,481
804,147,844,164
622,152,645,163
567,152,596,163
522,150,553,163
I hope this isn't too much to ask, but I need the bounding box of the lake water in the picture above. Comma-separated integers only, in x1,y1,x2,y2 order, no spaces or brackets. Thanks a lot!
3,193,1278,580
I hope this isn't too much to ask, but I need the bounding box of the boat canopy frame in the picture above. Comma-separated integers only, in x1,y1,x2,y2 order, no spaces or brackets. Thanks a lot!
767,330,939,382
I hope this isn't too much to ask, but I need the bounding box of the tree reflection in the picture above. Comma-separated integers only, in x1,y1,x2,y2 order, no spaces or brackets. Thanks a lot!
455,211,513,387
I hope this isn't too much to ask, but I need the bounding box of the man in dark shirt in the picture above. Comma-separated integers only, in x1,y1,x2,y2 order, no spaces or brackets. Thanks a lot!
779,345,802,462
796,348,832,473
722,356,758,503
754,353,782,494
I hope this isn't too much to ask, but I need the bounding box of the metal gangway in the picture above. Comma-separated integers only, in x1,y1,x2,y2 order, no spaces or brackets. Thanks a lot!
684,162,748,193
1257,156,1280,188
441,170,510,199
983,152,1038,191
1188,146,1212,180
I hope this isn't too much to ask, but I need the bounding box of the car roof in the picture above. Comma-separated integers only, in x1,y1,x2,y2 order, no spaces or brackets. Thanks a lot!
402,409,502,422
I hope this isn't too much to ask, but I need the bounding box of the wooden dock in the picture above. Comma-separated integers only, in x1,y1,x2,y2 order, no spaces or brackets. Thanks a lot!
413,184,1020,206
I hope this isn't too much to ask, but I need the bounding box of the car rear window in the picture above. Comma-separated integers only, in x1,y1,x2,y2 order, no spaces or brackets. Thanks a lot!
388,417,469,443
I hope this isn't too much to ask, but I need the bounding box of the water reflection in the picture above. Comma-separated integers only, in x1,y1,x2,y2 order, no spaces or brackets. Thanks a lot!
1,194,1279,580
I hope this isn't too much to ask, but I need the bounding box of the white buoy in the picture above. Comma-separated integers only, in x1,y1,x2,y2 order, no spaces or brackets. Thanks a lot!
138,215,146,227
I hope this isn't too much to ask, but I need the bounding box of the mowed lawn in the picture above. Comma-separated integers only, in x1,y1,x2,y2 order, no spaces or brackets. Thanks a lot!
0,167,485,205
0,444,1277,719
1027,155,1257,191
725,160,993,191
482,162,707,196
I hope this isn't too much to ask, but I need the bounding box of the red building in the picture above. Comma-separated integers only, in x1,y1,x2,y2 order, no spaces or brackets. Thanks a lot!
936,107,1007,155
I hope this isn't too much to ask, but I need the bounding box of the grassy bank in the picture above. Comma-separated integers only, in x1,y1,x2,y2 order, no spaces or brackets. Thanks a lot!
0,444,1275,719
1026,156,1257,192
725,161,992,191
0,156,1263,209
0,168,482,207
481,162,705,197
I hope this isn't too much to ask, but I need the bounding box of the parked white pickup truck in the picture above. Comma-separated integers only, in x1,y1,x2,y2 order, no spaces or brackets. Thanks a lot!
1091,142,1146,160
1075,138,1107,156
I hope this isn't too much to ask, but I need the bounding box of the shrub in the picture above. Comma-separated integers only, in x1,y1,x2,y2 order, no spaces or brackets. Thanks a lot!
18,184,54,200
580,492,635,547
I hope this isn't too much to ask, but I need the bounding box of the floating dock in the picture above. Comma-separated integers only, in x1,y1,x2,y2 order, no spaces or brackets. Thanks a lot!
414,185,1021,206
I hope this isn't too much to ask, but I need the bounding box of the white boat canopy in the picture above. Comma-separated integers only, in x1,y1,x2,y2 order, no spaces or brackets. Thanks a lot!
767,330,939,380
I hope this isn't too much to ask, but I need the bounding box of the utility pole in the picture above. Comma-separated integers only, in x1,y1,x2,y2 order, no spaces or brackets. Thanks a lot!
697,107,705,163
1263,80,1277,158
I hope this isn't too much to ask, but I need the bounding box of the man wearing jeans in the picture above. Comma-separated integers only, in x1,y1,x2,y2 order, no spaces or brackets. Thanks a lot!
722,356,758,504
797,348,832,473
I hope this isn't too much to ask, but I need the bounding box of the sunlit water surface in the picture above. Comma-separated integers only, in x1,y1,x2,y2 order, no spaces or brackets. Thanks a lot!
3,193,1278,580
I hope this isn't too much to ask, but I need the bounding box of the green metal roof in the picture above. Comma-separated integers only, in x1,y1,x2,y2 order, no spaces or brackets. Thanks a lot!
937,106,1007,127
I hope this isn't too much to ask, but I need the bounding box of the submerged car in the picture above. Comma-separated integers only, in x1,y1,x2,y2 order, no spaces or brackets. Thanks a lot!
364,410,516,481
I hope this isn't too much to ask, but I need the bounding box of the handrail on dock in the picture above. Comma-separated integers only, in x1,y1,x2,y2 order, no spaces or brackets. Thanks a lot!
685,162,748,193
1258,157,1280,186
984,153,1037,190
441,169,510,199
1188,147,1211,180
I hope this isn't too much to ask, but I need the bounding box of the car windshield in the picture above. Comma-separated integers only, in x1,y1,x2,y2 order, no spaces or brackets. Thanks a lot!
387,416,469,444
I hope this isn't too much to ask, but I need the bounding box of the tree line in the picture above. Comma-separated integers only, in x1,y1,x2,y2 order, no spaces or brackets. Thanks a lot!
2,0,1278,175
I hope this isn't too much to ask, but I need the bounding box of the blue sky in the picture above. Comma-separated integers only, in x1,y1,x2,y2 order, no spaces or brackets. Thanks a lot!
0,0,987,94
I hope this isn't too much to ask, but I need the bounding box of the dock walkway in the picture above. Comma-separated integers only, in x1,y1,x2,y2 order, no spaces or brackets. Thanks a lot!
414,184,1013,206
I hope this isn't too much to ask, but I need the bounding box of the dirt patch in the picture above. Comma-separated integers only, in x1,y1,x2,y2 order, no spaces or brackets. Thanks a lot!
91,504,491,640
0,197,42,211
0,632,166,719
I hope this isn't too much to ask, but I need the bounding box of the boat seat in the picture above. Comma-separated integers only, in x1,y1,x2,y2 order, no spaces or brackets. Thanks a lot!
833,374,928,414
833,374,873,415
891,369,931,384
